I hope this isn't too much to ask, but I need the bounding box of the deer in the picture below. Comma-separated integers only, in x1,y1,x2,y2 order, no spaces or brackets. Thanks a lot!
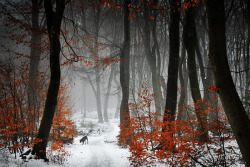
80,136,88,144
79,128,94,144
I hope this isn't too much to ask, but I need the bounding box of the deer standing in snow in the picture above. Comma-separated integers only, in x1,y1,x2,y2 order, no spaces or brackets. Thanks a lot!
80,136,88,144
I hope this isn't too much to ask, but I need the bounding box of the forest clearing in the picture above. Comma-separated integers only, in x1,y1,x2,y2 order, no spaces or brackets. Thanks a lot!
0,0,250,166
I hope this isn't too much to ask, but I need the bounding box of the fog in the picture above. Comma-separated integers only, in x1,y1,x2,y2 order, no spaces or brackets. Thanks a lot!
0,0,249,166
69,75,118,115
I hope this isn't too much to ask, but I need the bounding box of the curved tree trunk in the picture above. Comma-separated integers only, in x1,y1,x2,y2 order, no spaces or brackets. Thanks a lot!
31,0,65,161
207,1,250,166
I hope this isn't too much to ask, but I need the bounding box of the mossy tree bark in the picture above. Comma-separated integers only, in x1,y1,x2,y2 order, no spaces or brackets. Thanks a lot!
207,0,250,166
31,0,65,161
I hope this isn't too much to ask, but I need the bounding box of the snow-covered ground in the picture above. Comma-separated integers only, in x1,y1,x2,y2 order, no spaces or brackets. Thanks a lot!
0,109,131,167
64,111,130,167
0,109,245,167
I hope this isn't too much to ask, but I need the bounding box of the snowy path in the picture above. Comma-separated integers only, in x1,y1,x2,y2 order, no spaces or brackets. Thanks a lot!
0,113,131,167
64,121,130,167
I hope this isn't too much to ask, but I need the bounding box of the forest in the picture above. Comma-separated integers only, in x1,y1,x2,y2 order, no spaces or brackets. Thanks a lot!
0,0,250,166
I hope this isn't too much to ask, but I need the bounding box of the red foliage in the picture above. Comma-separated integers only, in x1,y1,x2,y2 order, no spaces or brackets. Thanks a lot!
0,58,47,156
118,84,234,166
0,58,76,158
208,85,221,92
50,84,77,143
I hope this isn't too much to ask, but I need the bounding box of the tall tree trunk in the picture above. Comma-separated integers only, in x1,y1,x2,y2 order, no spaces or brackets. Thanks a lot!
206,60,219,135
114,73,121,119
195,37,209,100
131,35,136,98
151,0,161,76
94,5,104,123
85,72,103,122
28,0,42,135
82,79,87,118
163,0,180,123
120,0,131,137
177,45,186,121
103,68,114,122
95,70,104,123
246,0,250,97
31,0,65,161
142,0,163,120
207,0,250,166
183,2,208,142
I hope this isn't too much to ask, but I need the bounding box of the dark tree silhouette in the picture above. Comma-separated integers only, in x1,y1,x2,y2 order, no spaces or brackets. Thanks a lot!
120,0,131,142
163,0,180,123
207,0,250,166
31,0,65,161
